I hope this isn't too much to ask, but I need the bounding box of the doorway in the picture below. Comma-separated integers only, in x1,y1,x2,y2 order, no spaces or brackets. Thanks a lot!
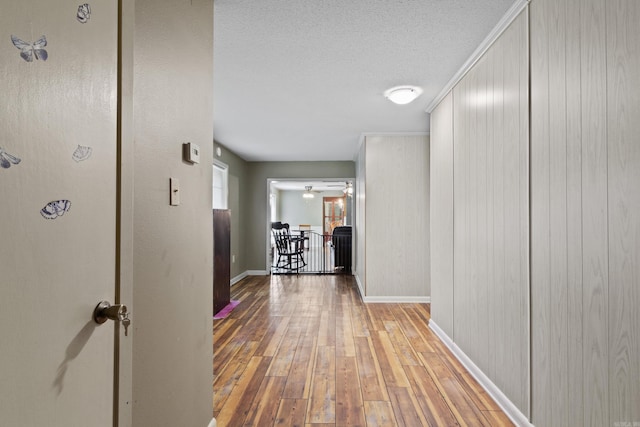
323,196,346,240
267,179,354,273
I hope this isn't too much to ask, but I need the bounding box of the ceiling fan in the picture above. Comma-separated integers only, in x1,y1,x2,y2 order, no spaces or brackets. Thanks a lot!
303,185,321,199
321,181,353,195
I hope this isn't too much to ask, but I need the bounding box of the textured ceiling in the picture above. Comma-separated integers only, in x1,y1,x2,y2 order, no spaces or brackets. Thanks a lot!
213,0,515,161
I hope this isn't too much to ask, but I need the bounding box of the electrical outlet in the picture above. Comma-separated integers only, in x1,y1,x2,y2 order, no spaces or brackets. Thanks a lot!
232,255,236,263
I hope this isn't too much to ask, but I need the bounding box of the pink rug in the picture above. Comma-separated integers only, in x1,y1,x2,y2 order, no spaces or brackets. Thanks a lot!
213,300,240,320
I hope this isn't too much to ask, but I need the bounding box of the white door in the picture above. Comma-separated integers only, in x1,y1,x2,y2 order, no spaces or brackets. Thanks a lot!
0,0,119,425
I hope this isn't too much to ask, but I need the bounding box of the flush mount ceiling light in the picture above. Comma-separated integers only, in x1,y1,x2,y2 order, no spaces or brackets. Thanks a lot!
384,85,423,105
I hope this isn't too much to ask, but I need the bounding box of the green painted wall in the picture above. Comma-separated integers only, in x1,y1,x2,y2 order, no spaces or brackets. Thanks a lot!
212,144,355,274
213,141,250,280
248,161,356,270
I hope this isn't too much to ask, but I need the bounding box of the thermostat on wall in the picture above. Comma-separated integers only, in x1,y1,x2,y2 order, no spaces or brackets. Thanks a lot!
184,142,200,164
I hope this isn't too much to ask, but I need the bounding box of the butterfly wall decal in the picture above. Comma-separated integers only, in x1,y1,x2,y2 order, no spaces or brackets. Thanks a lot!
11,35,48,62
72,145,93,162
41,200,72,220
0,147,21,169
77,4,91,23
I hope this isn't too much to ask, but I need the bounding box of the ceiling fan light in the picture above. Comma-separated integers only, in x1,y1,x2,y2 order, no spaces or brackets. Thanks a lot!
343,182,353,195
384,85,423,105
303,192,314,199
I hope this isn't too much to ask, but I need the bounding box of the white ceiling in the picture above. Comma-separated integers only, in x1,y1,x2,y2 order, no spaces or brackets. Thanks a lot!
271,179,351,192
213,0,515,162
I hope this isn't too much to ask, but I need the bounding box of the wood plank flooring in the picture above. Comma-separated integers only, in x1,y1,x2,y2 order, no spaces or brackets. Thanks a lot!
213,274,513,427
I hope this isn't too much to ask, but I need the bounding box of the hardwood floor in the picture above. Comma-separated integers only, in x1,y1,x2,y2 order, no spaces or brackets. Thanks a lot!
213,274,513,427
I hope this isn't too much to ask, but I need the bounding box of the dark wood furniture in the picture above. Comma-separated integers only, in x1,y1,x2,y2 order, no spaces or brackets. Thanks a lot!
271,222,306,272
213,209,231,315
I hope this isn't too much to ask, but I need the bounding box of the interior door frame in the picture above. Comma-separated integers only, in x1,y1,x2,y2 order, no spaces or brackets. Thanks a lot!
322,196,346,238
265,178,354,271
115,0,134,425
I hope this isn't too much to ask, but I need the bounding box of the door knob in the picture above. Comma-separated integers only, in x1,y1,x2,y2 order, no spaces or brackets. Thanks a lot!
93,300,131,336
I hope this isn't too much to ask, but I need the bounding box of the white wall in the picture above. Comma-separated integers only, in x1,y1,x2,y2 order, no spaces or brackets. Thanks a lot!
279,190,345,227
131,0,214,426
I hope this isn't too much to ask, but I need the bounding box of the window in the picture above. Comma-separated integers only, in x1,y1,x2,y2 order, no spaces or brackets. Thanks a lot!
212,161,228,209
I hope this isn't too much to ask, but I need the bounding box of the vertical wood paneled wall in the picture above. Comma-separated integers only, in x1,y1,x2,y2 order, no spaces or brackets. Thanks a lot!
356,135,430,299
430,92,454,336
430,11,530,417
432,0,640,425
355,142,367,293
531,0,640,425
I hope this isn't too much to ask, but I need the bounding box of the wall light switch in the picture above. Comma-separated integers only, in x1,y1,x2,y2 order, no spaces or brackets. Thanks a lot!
170,178,180,206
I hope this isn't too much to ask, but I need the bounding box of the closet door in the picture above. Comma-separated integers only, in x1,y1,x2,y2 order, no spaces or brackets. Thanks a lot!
0,0,119,425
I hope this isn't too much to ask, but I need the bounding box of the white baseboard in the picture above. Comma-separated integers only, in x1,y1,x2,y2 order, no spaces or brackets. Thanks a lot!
230,271,248,286
353,274,430,303
362,295,431,303
207,417,217,427
247,270,268,276
354,274,365,298
428,320,533,427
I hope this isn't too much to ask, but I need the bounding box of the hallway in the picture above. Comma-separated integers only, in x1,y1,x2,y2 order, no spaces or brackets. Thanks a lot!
213,275,513,426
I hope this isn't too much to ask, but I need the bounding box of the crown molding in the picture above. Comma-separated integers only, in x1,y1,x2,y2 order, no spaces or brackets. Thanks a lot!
425,0,530,113
354,132,431,161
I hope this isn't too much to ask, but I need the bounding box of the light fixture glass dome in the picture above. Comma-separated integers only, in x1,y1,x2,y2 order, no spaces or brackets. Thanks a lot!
384,85,423,105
